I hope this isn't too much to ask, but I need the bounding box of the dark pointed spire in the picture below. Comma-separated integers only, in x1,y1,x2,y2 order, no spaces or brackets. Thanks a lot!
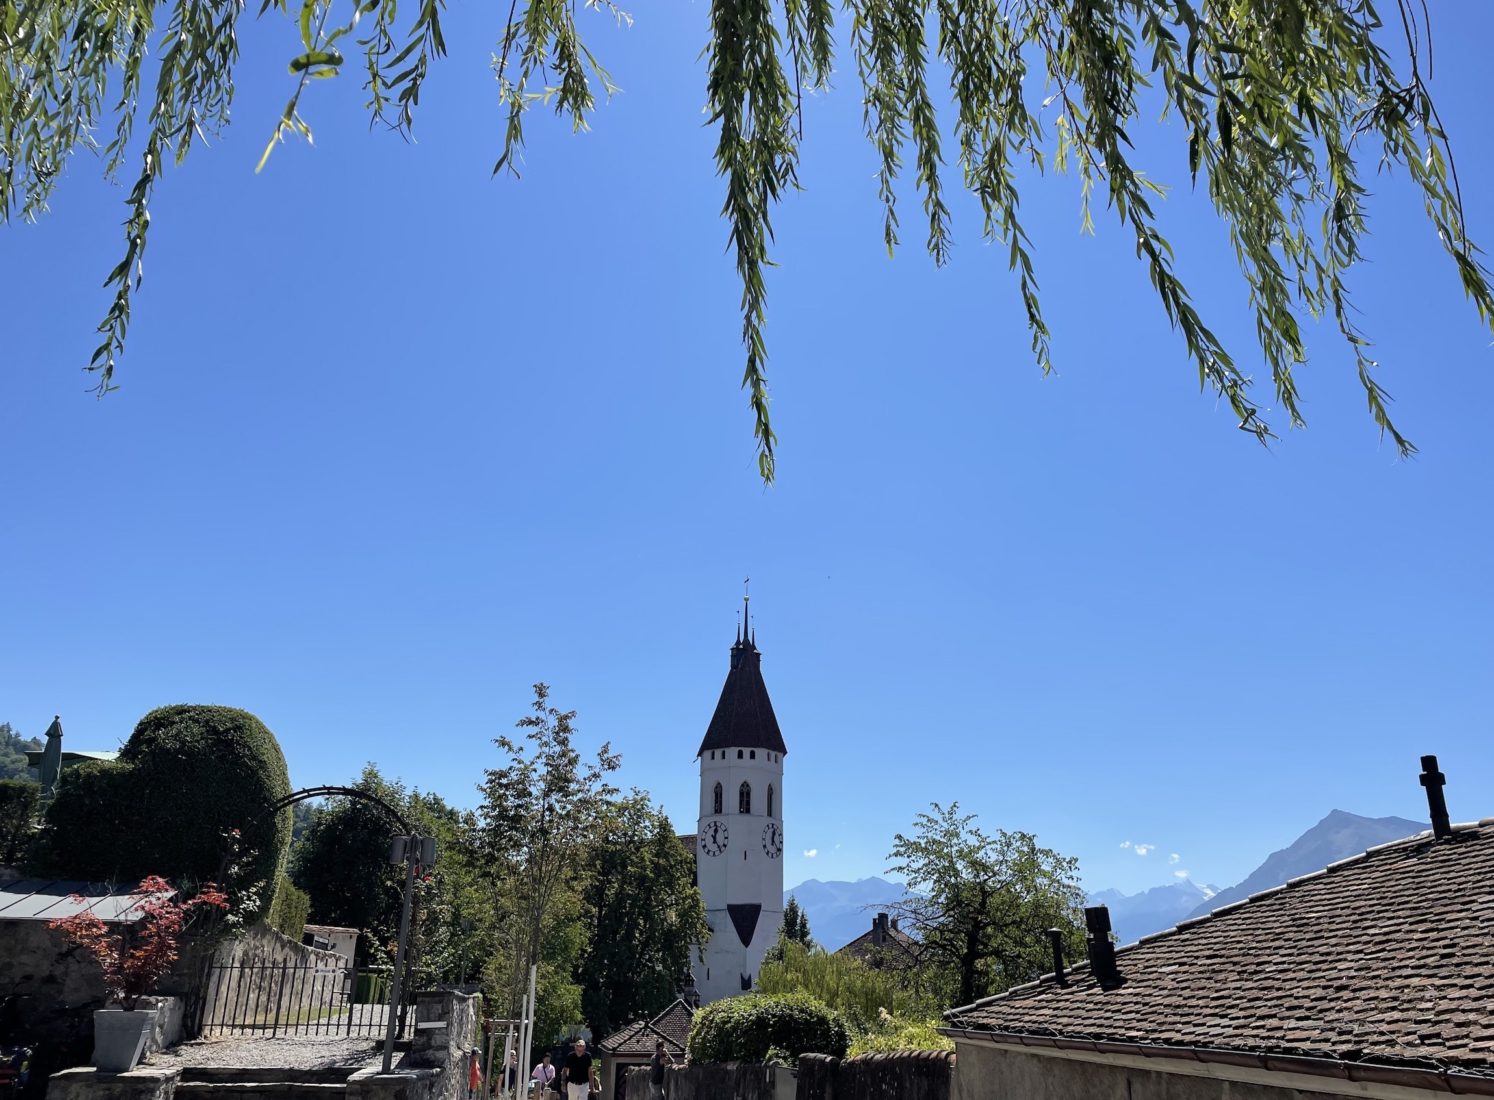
698,589,785,758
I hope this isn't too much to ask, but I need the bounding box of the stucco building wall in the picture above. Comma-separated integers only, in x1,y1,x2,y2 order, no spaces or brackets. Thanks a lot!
953,1041,1418,1100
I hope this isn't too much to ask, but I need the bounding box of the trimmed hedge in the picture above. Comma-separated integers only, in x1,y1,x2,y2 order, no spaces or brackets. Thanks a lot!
687,993,849,1064
0,778,41,865
37,705,292,919
268,873,311,940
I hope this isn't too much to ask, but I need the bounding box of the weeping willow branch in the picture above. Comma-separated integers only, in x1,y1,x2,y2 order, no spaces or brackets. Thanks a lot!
3,0,1490,473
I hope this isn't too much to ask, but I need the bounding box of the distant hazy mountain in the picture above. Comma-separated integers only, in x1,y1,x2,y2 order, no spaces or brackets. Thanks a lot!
784,877,908,951
1086,878,1220,945
1185,809,1427,920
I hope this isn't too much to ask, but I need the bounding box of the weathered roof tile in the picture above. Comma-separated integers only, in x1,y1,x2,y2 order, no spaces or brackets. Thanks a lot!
945,823,1494,1078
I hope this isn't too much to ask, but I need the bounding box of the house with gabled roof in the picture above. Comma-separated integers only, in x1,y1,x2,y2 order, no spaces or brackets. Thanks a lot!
836,912,923,972
596,998,695,1100
942,758,1494,1100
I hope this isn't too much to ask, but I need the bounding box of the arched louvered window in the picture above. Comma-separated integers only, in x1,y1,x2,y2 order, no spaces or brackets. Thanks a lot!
738,781,752,815
712,783,723,815
767,784,775,818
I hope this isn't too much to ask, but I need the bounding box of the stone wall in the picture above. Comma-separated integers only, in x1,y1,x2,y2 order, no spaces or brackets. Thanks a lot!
1,916,231,1076
0,919,109,1058
198,923,349,1035
951,1041,1384,1100
346,990,481,1100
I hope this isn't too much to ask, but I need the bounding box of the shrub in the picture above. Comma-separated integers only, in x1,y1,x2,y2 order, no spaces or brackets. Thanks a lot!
756,941,936,1032
49,876,228,1009
37,705,292,920
847,1013,954,1056
268,874,311,940
0,779,41,864
686,993,849,1064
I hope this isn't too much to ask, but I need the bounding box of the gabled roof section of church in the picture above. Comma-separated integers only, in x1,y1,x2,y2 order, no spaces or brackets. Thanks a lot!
696,629,787,758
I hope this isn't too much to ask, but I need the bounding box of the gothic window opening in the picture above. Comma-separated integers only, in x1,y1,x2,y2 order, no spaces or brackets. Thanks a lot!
738,781,752,815
750,750,756,759
767,785,775,818
713,782,723,815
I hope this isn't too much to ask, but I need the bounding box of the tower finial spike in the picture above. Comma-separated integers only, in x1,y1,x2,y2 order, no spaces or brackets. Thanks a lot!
743,576,751,646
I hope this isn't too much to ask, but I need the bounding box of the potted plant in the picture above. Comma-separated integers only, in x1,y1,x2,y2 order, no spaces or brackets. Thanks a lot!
49,875,227,1072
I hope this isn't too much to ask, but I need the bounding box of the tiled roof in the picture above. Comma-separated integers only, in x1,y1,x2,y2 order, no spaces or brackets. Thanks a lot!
696,637,787,757
838,926,923,970
598,999,694,1056
648,1000,694,1048
677,833,697,858
945,820,1494,1078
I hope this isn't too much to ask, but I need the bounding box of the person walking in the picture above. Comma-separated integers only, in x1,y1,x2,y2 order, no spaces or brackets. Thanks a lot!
648,1041,673,1100
503,1051,520,1098
561,1040,595,1100
467,1050,483,1100
531,1054,556,1096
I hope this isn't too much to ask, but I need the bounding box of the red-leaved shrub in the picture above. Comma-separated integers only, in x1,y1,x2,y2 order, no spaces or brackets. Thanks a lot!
49,876,228,1010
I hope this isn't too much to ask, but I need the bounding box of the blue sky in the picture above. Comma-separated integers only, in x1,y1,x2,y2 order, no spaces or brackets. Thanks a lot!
3,3,1491,899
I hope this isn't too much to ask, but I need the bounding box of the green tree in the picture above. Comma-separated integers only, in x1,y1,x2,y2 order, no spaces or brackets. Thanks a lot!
288,766,405,956
4,2,1489,472
575,792,707,1039
886,802,1084,1007
0,779,42,865
290,765,492,976
476,684,619,1043
763,894,813,964
782,896,812,949
0,723,42,782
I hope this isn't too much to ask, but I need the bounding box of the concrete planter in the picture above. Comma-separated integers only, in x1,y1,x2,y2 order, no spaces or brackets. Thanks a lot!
92,1007,158,1073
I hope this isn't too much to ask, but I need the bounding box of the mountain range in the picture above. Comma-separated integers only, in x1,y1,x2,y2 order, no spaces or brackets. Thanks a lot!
783,876,908,951
1089,810,1428,945
787,811,1430,954
1086,877,1219,946
1182,809,1426,919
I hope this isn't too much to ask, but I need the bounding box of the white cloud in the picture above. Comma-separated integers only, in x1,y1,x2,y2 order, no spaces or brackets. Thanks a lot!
803,848,818,858
1173,870,1190,879
1119,841,1132,849
1168,853,1181,865
1133,843,1155,857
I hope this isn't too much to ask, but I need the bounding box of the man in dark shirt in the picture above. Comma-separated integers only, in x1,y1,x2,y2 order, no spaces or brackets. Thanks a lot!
562,1039,594,1100
648,1041,673,1100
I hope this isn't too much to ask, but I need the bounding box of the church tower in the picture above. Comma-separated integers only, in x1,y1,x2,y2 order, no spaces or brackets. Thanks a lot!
693,601,787,1004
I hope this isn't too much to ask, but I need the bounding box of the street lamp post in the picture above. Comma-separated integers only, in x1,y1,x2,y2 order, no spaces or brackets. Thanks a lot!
382,834,436,1075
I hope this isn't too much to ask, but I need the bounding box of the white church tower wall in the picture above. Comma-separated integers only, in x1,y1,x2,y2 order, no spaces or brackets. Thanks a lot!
692,608,787,1005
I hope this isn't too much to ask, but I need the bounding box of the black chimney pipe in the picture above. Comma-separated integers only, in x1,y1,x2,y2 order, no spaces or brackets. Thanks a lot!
1420,755,1452,839
1084,906,1123,990
1047,928,1067,986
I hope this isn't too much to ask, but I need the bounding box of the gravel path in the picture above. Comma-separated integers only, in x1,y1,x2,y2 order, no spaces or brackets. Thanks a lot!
153,1037,384,1070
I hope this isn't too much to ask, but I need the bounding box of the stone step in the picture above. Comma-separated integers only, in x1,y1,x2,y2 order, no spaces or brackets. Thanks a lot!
177,1076,354,1093
180,1066,363,1084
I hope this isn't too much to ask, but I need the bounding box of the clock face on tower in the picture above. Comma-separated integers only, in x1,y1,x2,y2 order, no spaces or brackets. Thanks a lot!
701,819,729,857
761,822,783,859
